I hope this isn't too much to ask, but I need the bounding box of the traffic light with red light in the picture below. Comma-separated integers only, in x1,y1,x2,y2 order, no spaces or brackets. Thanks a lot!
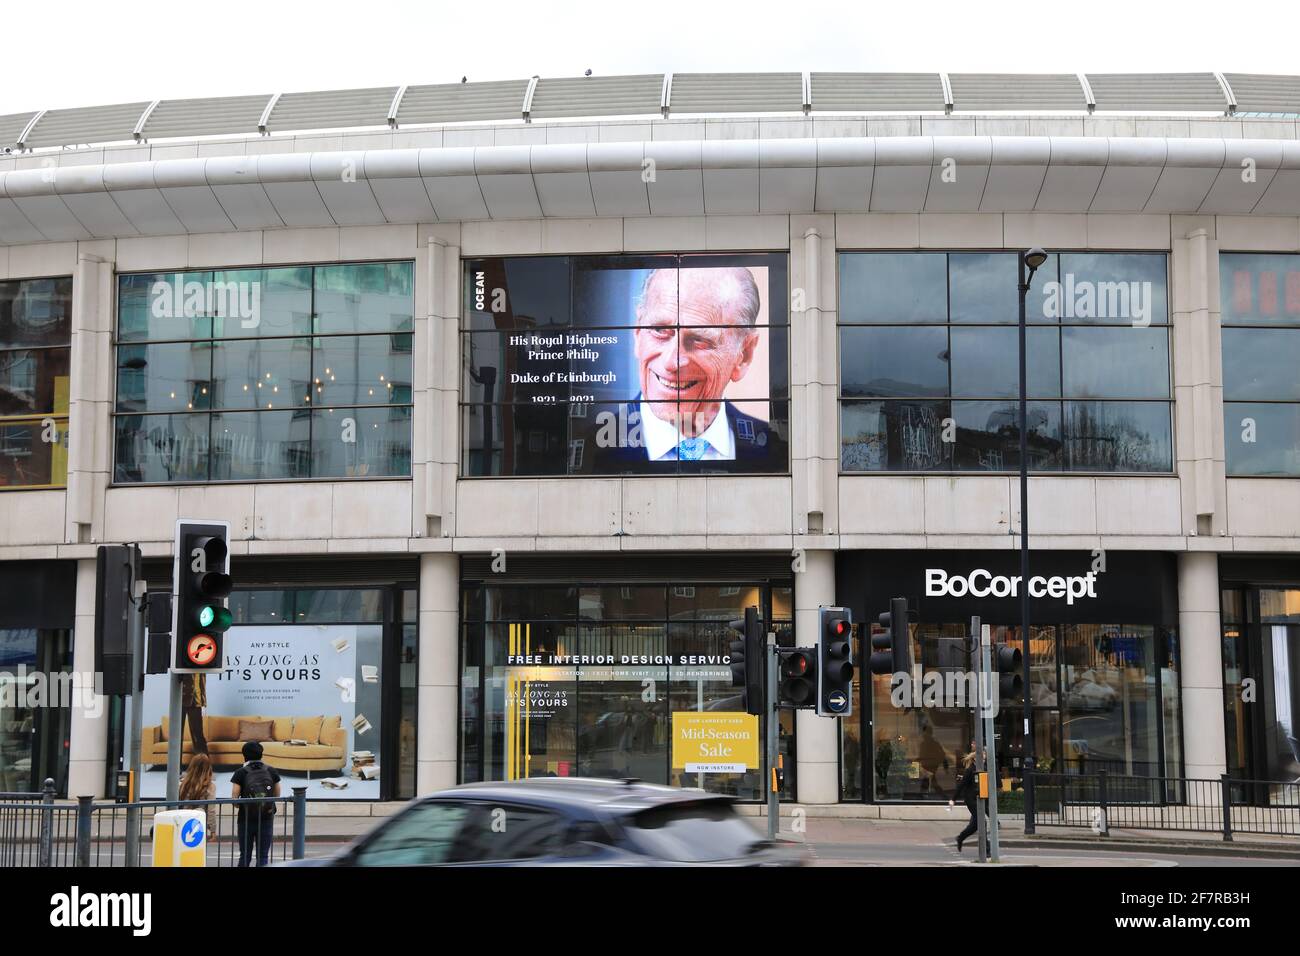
778,647,816,708
727,606,764,717
172,520,233,673
816,607,854,717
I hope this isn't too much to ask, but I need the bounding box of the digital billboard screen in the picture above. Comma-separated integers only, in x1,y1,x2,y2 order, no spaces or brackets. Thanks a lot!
462,253,789,476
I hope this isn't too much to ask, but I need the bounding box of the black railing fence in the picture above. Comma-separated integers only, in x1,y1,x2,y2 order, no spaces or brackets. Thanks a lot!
1028,771,1300,840
0,778,307,867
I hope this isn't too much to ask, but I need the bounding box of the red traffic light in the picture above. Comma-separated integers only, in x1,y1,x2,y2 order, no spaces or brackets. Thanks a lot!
782,652,810,678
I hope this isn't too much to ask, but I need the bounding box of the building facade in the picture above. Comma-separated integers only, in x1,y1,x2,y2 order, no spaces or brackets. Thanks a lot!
2,71,1300,805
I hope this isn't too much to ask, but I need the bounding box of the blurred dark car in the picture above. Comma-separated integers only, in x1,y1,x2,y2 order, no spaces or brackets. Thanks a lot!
283,777,807,867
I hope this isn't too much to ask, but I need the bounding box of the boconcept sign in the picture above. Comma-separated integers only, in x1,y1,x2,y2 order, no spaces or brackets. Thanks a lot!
926,568,1099,606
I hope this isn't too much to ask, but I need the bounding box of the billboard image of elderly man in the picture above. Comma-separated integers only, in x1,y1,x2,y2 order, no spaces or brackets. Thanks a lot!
587,266,784,471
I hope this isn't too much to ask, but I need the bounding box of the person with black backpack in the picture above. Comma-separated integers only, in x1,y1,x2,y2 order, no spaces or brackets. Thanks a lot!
231,741,281,867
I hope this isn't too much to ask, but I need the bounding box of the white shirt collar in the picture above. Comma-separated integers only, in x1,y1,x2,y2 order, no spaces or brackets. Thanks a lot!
638,400,735,461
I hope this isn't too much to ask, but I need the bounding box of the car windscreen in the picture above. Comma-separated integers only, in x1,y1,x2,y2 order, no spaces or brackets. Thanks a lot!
622,801,767,862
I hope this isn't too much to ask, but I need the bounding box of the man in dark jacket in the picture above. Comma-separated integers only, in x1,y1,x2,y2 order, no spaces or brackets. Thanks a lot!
231,741,281,867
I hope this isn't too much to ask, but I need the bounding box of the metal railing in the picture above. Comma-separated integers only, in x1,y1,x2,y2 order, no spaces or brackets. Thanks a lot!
1028,771,1300,840
1,778,308,867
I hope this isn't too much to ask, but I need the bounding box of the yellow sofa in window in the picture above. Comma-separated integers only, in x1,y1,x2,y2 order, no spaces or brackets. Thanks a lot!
141,715,346,773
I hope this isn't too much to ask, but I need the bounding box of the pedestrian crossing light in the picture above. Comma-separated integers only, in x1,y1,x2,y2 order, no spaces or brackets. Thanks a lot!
173,520,233,673
994,643,1024,700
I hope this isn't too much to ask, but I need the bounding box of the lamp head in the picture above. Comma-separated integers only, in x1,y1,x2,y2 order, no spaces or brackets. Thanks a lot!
1024,247,1048,271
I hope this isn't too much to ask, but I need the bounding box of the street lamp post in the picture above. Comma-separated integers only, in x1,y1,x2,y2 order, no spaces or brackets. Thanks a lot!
1018,247,1047,835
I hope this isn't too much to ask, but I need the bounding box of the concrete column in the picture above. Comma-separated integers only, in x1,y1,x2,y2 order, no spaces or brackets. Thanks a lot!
1178,551,1227,782
67,558,109,797
794,549,839,803
417,551,459,794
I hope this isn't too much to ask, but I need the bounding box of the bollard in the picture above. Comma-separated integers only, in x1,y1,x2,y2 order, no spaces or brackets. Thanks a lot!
1221,774,1233,842
75,796,94,867
38,778,56,868
292,787,307,860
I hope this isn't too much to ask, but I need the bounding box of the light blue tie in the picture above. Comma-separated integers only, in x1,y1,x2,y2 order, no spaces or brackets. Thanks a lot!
678,437,708,460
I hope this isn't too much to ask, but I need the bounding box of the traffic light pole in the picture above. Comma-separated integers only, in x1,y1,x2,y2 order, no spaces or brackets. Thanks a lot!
766,633,778,841
124,546,146,866
981,625,1001,862
971,616,987,864
165,673,183,801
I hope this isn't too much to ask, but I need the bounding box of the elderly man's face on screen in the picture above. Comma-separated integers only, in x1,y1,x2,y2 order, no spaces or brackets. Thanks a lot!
633,268,761,436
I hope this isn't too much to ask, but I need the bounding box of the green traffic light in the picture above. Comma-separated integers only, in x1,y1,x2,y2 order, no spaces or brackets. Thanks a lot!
197,605,232,632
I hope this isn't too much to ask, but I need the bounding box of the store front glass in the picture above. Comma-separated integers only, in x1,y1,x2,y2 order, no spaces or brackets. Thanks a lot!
129,582,417,801
1221,571,1300,804
839,551,1182,804
0,629,72,793
460,580,795,801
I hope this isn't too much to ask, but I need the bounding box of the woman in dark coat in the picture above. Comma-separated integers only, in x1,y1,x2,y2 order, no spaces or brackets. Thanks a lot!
950,748,982,853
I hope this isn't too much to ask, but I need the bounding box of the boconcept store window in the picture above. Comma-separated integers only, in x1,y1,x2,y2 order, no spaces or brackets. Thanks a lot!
459,560,795,801
838,552,1183,804
1221,253,1300,475
0,277,72,489
839,252,1172,473
120,574,419,801
461,254,789,475
1221,557,1300,801
113,263,413,482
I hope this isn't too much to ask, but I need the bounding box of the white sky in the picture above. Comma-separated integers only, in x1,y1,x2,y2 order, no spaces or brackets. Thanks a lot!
3,0,1298,115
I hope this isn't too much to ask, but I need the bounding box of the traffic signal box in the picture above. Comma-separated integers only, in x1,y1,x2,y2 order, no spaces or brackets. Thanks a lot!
816,607,854,717
727,605,764,717
172,521,233,673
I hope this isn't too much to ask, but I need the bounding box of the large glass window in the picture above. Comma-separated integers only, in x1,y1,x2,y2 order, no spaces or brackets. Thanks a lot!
0,277,72,489
113,263,413,482
1221,253,1300,475
462,254,789,476
839,252,1173,473
132,583,415,801
459,581,794,801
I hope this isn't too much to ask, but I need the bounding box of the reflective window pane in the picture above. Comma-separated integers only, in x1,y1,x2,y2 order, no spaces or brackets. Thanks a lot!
116,272,213,341
0,417,69,488
1222,328,1300,401
1225,402,1300,476
1063,401,1172,472
579,586,667,621
462,403,568,476
840,326,948,397
1055,254,1168,325
311,405,412,478
0,278,73,348
114,414,209,482
209,267,312,338
210,337,311,410
314,262,414,334
314,334,414,407
209,410,310,480
0,347,70,417
115,342,213,413
839,254,947,324
949,253,1018,323
1220,253,1300,326
1062,327,1170,399
950,401,1063,471
841,400,952,471
949,326,1060,398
